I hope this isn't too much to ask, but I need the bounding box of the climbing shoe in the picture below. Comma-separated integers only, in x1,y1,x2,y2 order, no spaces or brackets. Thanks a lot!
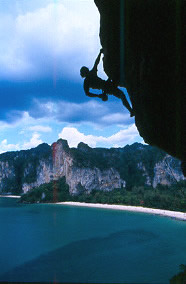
101,94,108,101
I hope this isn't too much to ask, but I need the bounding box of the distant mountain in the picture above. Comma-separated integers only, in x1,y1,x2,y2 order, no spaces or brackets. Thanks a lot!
0,139,184,195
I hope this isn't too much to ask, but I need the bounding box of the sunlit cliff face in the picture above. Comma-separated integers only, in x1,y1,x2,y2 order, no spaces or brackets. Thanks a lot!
0,139,184,195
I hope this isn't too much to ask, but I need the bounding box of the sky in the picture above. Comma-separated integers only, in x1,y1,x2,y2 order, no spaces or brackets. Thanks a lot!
0,0,144,153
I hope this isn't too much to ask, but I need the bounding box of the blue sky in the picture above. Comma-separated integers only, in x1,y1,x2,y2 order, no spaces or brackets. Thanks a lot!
0,0,143,153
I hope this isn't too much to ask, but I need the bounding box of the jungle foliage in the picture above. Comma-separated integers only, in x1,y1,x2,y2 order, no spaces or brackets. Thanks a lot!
170,264,186,284
20,179,186,212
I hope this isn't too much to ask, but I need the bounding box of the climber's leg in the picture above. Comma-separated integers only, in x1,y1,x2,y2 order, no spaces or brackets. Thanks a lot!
113,88,134,117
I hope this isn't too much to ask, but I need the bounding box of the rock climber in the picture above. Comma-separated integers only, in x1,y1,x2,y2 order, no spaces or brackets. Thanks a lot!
80,48,134,117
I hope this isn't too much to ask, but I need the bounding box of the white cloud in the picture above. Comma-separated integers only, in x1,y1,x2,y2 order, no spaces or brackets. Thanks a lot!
0,139,20,154
0,123,141,155
58,124,140,148
0,121,11,131
101,113,130,124
59,127,97,148
106,124,140,146
0,1,100,80
29,99,133,128
28,125,52,132
0,111,53,132
22,133,43,149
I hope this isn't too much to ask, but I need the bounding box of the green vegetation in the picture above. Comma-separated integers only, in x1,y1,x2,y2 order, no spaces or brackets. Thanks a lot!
170,264,186,283
115,144,166,187
20,179,186,212
70,181,186,212
1,141,184,200
71,144,111,170
0,143,52,195
20,177,70,203
71,143,175,188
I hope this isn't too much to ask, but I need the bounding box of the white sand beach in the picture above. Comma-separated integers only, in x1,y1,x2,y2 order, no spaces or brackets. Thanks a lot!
56,201,186,221
0,195,21,198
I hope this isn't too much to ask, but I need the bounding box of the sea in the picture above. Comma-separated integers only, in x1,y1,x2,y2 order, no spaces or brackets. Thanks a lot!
0,197,185,283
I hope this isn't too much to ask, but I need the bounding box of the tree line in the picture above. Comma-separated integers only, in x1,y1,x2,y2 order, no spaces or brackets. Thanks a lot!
20,178,186,212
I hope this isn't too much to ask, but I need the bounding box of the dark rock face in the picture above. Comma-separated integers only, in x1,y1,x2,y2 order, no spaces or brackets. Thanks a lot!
94,0,185,170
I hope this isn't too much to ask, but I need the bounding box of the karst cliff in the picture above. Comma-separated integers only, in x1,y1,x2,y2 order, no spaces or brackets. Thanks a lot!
0,139,184,195
94,0,185,174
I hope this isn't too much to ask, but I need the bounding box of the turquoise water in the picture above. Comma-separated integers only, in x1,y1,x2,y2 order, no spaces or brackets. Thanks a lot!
0,197,185,283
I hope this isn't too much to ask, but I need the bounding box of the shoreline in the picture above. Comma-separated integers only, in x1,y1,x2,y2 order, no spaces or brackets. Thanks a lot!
0,195,21,198
56,201,186,221
1,196,185,221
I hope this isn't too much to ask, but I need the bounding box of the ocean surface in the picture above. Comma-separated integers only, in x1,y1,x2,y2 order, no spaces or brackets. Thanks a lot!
0,197,185,283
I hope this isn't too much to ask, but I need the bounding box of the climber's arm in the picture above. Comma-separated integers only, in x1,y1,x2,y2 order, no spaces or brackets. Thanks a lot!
84,80,105,99
92,48,103,73
83,80,100,98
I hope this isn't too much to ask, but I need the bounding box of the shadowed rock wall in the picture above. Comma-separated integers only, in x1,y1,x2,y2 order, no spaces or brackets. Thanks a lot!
94,0,185,173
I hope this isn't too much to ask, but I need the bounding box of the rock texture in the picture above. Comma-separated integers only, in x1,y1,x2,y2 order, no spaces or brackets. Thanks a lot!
51,140,125,194
0,140,184,195
94,0,185,173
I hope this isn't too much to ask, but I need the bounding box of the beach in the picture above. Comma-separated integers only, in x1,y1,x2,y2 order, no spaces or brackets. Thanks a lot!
0,195,21,198
56,201,186,221
1,195,185,221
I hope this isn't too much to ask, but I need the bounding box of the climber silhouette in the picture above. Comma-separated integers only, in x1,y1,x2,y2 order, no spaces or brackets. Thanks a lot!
80,48,134,117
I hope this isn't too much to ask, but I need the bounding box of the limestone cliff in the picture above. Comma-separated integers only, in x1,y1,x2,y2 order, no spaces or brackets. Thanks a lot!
94,0,185,174
0,140,184,195
48,139,125,195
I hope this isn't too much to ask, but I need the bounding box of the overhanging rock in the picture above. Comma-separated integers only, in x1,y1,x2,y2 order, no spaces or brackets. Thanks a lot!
94,0,185,174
